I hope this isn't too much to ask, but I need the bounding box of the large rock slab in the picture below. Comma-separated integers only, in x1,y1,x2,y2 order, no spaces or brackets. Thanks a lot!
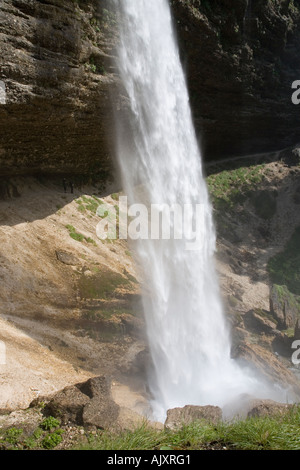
164,405,222,430
247,399,294,418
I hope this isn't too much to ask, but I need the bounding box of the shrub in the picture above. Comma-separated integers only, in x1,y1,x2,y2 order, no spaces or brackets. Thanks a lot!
41,429,64,449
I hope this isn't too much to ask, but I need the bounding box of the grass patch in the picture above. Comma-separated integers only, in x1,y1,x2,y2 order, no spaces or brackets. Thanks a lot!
85,237,97,246
268,226,300,295
74,406,300,450
77,421,218,450
75,196,104,215
66,224,85,242
78,269,131,300
206,164,265,212
3,407,300,450
82,304,139,321
217,408,300,450
65,225,97,246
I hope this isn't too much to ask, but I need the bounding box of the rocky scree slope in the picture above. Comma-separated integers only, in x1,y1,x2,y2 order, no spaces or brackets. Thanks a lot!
0,150,300,417
208,147,300,399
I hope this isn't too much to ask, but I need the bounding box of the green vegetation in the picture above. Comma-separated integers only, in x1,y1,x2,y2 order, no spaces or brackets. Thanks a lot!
78,269,130,300
85,237,97,246
111,193,119,201
289,0,300,14
206,164,265,212
0,417,64,450
66,224,85,242
74,195,120,244
76,406,300,450
85,57,106,75
282,327,296,338
272,284,300,307
2,407,300,450
40,416,61,431
2,427,23,446
83,307,126,321
101,8,117,29
268,226,300,295
90,17,101,33
65,224,97,246
75,195,103,214
41,429,64,449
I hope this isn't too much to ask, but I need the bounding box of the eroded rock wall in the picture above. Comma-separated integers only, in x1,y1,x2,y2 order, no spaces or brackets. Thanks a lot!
0,0,118,180
172,0,300,159
0,0,300,178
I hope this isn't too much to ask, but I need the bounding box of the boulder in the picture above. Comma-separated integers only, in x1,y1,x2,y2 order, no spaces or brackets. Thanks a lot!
55,250,80,266
40,376,120,429
81,396,119,430
247,399,294,419
164,405,222,430
223,395,295,420
42,384,90,425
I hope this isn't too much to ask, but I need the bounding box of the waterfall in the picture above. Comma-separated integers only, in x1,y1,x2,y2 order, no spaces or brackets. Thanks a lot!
113,0,286,421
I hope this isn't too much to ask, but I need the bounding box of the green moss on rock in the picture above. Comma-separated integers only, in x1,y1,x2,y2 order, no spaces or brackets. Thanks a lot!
268,227,300,295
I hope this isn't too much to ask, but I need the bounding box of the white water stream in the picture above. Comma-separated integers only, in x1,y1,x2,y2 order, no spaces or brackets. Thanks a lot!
113,0,286,421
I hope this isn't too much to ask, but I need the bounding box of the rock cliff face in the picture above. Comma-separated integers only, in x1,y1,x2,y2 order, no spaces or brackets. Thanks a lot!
0,0,118,180
172,0,300,159
0,0,300,176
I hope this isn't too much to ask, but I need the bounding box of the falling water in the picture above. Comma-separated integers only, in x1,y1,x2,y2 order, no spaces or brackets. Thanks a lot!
113,0,286,421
